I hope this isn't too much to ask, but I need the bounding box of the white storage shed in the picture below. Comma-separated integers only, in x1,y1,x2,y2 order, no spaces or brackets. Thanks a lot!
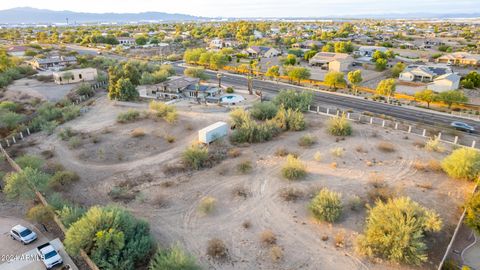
198,122,228,144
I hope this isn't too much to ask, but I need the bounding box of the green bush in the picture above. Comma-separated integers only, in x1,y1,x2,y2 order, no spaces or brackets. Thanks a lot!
273,89,313,112
281,155,307,180
251,101,278,120
76,83,95,96
56,205,86,228
26,205,54,224
309,188,343,222
48,170,80,190
225,87,234,93
117,110,141,123
149,101,178,123
64,206,154,269
198,196,217,215
327,114,352,136
272,105,306,131
182,143,209,170
61,105,81,121
465,192,480,234
356,197,442,265
3,168,50,200
0,111,24,129
15,154,44,170
58,127,77,140
441,148,480,181
0,101,20,112
148,245,200,270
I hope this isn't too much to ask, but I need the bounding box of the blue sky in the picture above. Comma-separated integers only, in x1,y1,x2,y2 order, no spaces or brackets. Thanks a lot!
1,0,479,17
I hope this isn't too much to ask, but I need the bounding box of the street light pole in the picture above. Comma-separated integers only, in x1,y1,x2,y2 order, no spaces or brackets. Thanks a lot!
216,73,222,88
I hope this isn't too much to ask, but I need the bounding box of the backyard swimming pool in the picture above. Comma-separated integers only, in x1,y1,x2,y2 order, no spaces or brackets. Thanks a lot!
220,94,245,104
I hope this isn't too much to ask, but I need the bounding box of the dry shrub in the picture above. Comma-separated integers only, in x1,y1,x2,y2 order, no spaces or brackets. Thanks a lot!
425,136,444,153
413,141,425,148
108,186,137,203
298,134,316,147
232,186,250,199
355,146,367,153
281,155,307,180
227,148,241,158
270,245,284,262
349,195,364,211
330,147,345,157
40,150,54,159
416,182,433,190
164,134,176,143
206,238,228,260
242,220,252,229
274,147,289,157
377,141,395,152
313,151,322,162
413,159,442,172
334,231,346,248
260,230,277,246
43,162,65,174
368,186,395,203
368,173,385,188
151,193,168,207
131,128,146,138
237,160,253,174
162,162,187,176
198,196,217,215
279,187,304,202
330,162,338,168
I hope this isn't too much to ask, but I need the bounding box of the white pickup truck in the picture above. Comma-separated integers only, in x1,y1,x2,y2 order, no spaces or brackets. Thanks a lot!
36,242,63,269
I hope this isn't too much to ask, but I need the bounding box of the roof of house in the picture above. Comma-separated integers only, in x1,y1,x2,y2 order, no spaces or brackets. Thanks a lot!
53,68,97,76
32,56,77,65
310,52,352,63
438,52,480,61
358,46,388,52
7,45,29,52
433,73,461,83
402,65,451,77
248,46,277,53
156,76,199,90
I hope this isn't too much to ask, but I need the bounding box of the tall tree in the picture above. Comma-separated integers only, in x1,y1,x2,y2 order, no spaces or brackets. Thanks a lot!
437,90,468,109
324,71,346,90
414,89,437,108
347,70,363,94
287,67,311,84
376,79,396,102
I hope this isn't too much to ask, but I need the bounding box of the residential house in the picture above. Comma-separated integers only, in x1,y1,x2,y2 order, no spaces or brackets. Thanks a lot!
118,37,136,46
140,76,222,101
253,30,263,39
291,40,323,50
209,38,235,50
354,46,388,58
6,45,29,57
28,56,77,70
399,65,452,82
427,73,461,92
436,52,480,66
53,68,98,85
242,46,281,58
309,52,354,72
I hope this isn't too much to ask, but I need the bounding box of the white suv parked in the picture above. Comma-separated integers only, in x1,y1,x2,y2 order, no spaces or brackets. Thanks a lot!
10,224,38,244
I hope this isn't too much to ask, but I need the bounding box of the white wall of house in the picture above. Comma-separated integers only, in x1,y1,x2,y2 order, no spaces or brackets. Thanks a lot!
399,72,415,81
53,68,98,85
329,60,351,72
427,80,460,92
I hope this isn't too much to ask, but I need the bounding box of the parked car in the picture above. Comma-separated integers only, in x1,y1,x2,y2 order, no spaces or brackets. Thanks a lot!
37,242,63,269
450,121,475,133
10,225,37,244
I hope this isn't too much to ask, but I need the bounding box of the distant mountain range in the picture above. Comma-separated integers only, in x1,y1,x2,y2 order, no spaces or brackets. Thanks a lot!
0,7,479,24
0,7,203,24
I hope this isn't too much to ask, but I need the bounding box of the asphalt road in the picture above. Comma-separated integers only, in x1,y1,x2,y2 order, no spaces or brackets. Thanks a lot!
173,65,480,137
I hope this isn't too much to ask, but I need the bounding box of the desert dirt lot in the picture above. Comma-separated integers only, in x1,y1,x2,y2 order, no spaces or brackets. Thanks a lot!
16,94,475,270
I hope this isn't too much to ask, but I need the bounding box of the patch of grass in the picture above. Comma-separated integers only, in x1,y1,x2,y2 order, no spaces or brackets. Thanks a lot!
108,186,136,202
164,134,176,143
274,147,290,157
206,238,228,260
48,171,79,190
279,187,304,202
237,160,253,174
198,196,217,215
131,128,146,138
68,136,82,149
149,101,178,123
377,141,395,152
349,195,364,211
281,155,307,180
117,109,141,123
58,127,77,141
298,134,316,148
260,230,277,246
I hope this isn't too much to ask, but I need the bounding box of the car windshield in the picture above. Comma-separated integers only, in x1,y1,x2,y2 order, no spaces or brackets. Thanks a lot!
19,229,32,237
44,250,58,260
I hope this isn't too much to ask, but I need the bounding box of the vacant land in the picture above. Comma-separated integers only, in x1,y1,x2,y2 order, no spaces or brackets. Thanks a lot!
13,94,474,270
